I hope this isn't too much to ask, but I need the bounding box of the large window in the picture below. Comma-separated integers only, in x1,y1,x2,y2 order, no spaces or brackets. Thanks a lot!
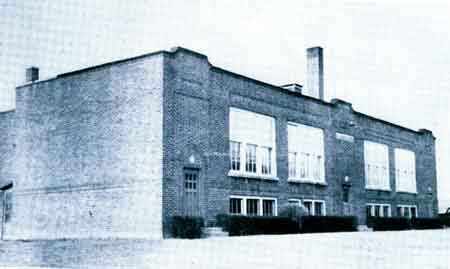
288,122,325,183
229,108,276,178
395,148,416,193
397,205,418,218
364,141,390,190
229,196,277,216
366,203,391,217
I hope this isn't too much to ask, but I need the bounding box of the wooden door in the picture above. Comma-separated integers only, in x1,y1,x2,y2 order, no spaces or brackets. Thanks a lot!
182,168,200,216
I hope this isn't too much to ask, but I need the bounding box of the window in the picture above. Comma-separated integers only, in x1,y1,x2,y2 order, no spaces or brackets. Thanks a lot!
397,205,418,218
262,199,275,216
288,122,325,183
184,169,198,191
229,198,242,215
230,141,241,171
245,144,257,173
261,146,272,175
302,200,326,216
366,203,391,217
395,149,416,193
288,152,297,178
228,196,277,216
364,141,390,190
229,108,276,178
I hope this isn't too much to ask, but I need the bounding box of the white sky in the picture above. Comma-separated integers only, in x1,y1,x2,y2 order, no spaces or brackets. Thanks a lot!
1,0,449,211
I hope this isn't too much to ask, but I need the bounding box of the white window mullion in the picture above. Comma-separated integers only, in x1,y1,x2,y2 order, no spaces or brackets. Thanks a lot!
258,198,263,216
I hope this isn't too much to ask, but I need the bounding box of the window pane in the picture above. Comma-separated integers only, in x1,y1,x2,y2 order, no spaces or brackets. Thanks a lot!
383,205,390,217
261,147,272,175
314,202,323,216
303,201,312,215
288,152,297,178
230,141,241,171
245,144,257,173
411,207,417,218
366,205,372,217
300,153,307,178
229,198,242,214
374,205,381,217
397,206,402,217
247,199,259,216
404,207,410,218
313,155,322,181
262,200,274,216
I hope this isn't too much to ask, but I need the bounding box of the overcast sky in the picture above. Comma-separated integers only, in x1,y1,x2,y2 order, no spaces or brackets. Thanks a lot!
1,0,449,211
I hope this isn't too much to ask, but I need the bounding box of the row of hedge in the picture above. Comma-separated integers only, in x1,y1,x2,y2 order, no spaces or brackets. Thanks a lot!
217,214,358,236
367,217,443,231
171,215,444,238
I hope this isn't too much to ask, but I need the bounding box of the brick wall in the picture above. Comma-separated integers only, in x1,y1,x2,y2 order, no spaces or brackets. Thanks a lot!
162,48,438,234
2,54,165,240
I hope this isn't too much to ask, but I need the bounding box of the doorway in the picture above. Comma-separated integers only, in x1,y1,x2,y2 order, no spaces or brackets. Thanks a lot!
182,168,200,216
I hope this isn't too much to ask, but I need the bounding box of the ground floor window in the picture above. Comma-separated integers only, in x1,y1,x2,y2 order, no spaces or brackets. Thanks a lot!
366,203,391,217
397,205,418,218
301,199,326,216
229,196,277,216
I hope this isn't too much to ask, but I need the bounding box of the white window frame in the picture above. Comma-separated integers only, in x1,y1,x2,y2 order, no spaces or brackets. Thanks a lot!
397,204,418,218
228,107,277,180
229,195,278,216
364,141,391,191
287,122,326,184
366,203,392,217
302,199,326,216
395,148,417,194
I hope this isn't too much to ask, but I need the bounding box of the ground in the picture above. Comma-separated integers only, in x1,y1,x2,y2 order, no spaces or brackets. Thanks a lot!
0,230,449,268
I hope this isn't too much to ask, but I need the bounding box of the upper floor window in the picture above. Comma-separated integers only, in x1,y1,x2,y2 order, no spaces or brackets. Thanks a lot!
364,141,390,190
229,108,276,178
288,122,325,183
395,148,416,193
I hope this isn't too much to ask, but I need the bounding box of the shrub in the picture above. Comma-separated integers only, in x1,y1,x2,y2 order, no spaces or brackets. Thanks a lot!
367,217,411,231
301,216,358,233
172,216,204,239
278,203,309,222
411,218,443,230
216,215,299,236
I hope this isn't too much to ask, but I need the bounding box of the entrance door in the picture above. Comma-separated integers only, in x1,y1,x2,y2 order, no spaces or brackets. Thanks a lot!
182,168,200,216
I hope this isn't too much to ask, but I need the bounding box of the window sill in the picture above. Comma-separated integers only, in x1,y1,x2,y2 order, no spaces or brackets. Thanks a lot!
365,187,392,192
288,178,327,186
227,171,279,181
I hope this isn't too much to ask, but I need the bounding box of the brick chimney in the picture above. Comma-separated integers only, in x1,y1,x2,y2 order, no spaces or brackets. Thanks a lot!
305,47,324,100
26,66,39,82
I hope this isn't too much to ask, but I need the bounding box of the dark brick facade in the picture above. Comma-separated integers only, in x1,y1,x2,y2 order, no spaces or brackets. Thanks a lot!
0,47,438,239
162,47,438,237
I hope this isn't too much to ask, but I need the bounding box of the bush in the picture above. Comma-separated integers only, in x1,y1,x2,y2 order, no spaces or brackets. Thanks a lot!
367,217,411,231
216,215,299,236
278,203,309,223
172,216,204,239
301,216,358,233
368,217,443,231
411,218,443,230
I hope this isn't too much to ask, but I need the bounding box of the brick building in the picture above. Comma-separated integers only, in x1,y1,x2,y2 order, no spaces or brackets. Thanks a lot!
0,47,438,239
